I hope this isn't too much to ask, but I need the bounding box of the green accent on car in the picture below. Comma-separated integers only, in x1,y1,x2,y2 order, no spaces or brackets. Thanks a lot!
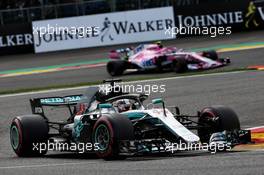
98,103,113,109
10,125,19,149
40,95,82,104
64,95,82,103
94,124,110,151
124,112,146,120
74,120,84,138
40,97,65,104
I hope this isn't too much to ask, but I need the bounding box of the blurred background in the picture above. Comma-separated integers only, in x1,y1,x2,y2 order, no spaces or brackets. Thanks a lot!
0,0,236,25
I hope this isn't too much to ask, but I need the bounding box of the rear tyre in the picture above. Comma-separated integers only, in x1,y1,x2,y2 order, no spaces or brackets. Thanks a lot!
197,106,240,143
202,50,218,60
107,60,127,76
93,114,134,160
172,58,188,73
155,56,166,72
10,115,49,157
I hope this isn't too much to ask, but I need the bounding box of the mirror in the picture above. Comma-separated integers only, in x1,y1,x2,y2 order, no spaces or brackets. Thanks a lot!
152,98,164,104
152,98,166,116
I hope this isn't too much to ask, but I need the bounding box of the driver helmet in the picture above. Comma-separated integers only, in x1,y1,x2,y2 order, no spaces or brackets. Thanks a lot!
116,99,131,113
155,41,163,48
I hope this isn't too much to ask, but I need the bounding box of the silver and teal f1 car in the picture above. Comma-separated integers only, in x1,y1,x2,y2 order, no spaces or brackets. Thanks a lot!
10,80,250,160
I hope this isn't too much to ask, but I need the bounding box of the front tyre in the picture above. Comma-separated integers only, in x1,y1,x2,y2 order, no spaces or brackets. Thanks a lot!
197,106,240,143
93,114,134,160
10,115,49,157
202,50,218,60
107,60,127,76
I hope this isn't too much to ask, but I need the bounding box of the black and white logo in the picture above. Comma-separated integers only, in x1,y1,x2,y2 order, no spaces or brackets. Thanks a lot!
100,17,114,42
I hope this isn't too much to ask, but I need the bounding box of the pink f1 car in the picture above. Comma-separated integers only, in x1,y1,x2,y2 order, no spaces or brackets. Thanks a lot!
106,42,230,76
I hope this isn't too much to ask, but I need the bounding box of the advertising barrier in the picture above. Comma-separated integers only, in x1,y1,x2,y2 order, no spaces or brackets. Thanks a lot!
32,7,175,53
0,23,34,56
1,2,262,55
172,0,264,37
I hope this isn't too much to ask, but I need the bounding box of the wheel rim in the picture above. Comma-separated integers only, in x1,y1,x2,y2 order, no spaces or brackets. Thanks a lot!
94,124,110,151
10,125,20,149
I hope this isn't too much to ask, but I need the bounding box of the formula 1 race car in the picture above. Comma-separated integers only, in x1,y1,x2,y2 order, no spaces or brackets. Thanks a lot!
106,42,230,76
10,80,249,160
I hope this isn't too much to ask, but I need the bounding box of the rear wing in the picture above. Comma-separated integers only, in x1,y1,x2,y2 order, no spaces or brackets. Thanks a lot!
30,94,82,118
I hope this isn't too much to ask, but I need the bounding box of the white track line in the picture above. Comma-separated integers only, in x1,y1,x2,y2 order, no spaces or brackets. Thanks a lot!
246,125,264,130
0,162,95,170
0,70,248,98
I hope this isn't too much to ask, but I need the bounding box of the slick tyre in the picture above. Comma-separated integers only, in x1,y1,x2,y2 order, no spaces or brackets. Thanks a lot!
202,50,218,60
198,106,240,143
172,58,188,73
10,115,49,157
107,60,127,76
93,114,134,160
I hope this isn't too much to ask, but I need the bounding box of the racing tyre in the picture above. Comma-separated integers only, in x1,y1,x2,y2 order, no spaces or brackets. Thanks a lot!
197,106,240,143
107,60,127,76
155,56,166,72
93,114,134,160
172,58,188,73
202,50,218,60
10,115,49,157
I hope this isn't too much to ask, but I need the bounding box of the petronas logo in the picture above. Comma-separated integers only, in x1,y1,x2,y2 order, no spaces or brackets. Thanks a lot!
245,1,260,28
